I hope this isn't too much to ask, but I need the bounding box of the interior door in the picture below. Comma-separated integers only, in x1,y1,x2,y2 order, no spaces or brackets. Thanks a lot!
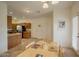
72,16,79,53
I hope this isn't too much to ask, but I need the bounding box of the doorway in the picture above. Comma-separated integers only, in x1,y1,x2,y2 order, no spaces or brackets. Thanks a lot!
72,16,79,55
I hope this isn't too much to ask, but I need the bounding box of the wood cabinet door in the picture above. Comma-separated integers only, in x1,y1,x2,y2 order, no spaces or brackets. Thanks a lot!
23,31,31,38
7,16,12,29
23,23,31,29
8,34,21,49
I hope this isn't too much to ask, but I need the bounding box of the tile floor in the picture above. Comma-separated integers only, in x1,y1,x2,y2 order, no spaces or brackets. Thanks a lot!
63,48,78,57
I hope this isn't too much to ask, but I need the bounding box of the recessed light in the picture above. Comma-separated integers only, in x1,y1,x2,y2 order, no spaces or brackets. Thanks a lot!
25,9,30,13
13,17,17,20
26,10,30,13
43,3,48,8
9,12,13,14
52,1,59,4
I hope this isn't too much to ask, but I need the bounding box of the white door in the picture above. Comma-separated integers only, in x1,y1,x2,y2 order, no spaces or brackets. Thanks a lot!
72,16,79,54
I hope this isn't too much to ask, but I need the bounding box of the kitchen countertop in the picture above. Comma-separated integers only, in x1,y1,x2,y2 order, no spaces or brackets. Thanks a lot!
8,33,21,36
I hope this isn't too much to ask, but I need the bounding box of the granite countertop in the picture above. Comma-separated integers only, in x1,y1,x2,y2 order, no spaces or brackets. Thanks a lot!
8,33,21,36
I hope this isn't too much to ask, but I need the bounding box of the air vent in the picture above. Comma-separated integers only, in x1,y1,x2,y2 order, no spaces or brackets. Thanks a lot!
36,11,40,13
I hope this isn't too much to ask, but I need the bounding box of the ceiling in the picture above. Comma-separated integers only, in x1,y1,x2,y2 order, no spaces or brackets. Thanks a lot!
6,1,73,19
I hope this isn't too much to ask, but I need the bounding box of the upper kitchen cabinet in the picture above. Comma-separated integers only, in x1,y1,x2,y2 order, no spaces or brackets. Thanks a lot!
7,16,12,29
23,23,31,29
26,23,31,29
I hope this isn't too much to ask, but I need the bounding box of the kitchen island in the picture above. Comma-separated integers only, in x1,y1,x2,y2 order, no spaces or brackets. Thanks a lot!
8,33,22,49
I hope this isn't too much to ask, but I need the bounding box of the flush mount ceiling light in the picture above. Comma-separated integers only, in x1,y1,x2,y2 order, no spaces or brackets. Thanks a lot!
43,3,49,8
25,10,30,13
52,1,59,4
42,1,59,9
24,9,30,13
41,0,46,2
9,11,13,14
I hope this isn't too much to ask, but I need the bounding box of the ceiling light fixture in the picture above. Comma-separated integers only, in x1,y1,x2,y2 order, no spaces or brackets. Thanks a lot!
24,8,31,14
43,3,49,8
26,10,30,13
52,1,59,4
41,0,46,2
9,11,13,14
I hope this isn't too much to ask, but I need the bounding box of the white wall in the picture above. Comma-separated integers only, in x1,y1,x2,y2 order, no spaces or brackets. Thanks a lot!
31,13,52,41
53,7,72,48
0,2,7,54
71,2,79,55
71,2,79,17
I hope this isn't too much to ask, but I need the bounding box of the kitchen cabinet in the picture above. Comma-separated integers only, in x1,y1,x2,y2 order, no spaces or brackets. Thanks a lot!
23,31,31,39
8,33,21,49
12,24,17,30
25,23,31,29
12,23,31,39
7,16,12,29
22,23,31,38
